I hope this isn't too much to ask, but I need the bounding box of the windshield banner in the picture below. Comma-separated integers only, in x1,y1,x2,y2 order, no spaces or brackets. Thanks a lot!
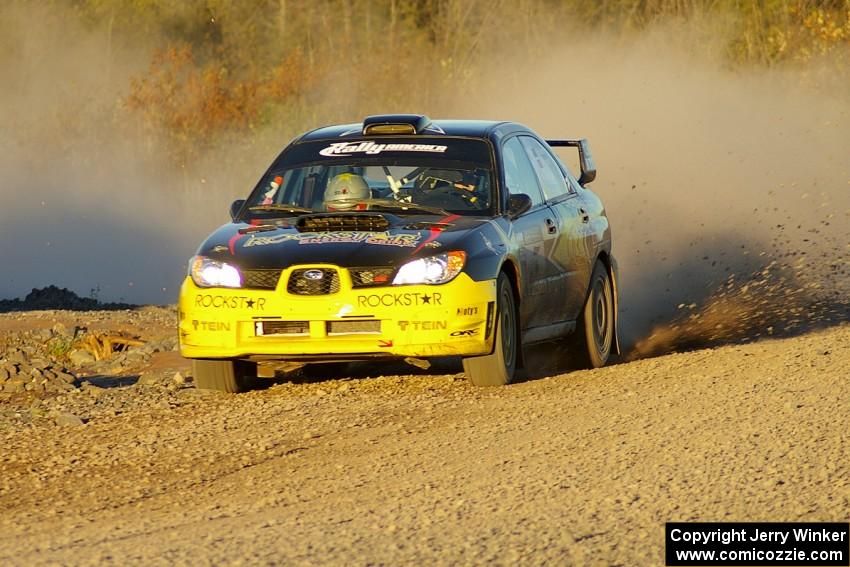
319,141,448,157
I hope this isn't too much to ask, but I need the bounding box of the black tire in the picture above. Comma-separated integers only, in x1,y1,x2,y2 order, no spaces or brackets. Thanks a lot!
462,273,518,386
192,359,257,393
571,260,614,368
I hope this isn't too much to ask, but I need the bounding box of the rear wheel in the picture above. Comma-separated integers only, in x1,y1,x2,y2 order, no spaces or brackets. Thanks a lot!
570,260,614,368
462,273,518,386
192,359,257,393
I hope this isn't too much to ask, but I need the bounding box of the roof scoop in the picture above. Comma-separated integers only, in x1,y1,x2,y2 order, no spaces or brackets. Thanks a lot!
363,114,433,135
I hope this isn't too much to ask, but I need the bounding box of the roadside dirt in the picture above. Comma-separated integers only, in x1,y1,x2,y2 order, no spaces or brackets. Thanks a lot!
0,307,847,565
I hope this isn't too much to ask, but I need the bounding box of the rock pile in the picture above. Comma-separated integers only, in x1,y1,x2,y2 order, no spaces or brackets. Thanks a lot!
76,337,178,376
0,303,189,428
0,348,78,395
1,314,177,382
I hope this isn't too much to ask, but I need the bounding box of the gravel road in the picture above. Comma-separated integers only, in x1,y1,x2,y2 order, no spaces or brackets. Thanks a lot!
0,305,847,565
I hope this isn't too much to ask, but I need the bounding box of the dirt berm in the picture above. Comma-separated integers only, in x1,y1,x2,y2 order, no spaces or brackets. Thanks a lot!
0,306,848,565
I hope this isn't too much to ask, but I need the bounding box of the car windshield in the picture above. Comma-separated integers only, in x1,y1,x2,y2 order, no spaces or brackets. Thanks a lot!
242,137,494,218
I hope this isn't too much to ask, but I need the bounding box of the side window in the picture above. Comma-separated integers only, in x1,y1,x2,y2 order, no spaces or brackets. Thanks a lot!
553,155,581,193
501,137,545,206
564,170,581,194
519,136,571,201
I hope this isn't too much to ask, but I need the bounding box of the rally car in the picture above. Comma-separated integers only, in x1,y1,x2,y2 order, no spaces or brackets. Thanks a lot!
179,114,619,391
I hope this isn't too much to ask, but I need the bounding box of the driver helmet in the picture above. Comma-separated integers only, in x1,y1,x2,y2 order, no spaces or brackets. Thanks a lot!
324,173,370,211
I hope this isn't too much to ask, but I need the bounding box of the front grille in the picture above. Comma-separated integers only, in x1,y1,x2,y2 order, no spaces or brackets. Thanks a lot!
242,269,282,289
257,320,309,336
297,214,390,233
326,320,381,335
349,267,395,288
287,268,340,295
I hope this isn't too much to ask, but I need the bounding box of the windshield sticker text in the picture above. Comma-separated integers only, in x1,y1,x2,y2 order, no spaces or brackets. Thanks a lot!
243,231,421,248
319,141,448,157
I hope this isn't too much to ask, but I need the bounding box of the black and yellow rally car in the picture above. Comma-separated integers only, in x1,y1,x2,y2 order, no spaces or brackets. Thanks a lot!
179,114,619,391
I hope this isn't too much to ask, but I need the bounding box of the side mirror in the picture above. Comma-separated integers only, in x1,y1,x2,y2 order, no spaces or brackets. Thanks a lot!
506,193,532,219
230,199,245,221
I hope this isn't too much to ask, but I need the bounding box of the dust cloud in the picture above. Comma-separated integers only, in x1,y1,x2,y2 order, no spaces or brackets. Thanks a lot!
0,3,263,305
461,22,850,354
1,7,847,356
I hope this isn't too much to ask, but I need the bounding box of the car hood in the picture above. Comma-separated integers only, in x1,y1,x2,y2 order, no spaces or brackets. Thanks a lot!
197,213,490,269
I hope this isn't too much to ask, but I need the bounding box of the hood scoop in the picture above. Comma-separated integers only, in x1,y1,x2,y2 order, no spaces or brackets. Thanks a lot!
296,214,390,233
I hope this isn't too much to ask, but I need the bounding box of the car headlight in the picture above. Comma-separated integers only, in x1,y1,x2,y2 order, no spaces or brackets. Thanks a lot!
189,256,242,288
392,251,466,285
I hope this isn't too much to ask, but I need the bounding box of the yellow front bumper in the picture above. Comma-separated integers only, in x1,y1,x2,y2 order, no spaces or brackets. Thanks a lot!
178,269,496,360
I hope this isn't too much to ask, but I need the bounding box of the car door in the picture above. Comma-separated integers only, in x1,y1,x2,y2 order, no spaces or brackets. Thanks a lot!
518,136,594,322
500,136,563,330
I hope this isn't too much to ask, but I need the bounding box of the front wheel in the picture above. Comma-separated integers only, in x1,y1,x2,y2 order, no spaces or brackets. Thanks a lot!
570,260,614,368
462,273,518,386
192,359,257,393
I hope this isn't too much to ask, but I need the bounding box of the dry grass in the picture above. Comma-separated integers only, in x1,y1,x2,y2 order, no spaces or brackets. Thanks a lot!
114,0,850,163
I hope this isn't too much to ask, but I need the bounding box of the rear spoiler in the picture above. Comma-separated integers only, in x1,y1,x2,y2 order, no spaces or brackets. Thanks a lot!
546,139,596,185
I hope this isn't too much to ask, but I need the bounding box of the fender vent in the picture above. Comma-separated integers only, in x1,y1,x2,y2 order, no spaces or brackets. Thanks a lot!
403,222,452,231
